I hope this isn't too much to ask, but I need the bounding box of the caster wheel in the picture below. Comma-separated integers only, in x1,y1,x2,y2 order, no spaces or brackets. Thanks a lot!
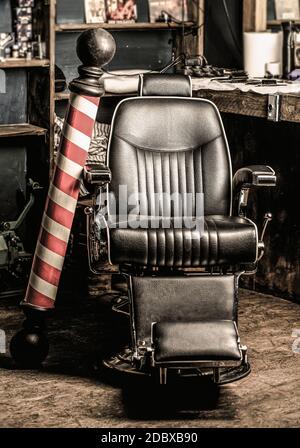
10,329,49,368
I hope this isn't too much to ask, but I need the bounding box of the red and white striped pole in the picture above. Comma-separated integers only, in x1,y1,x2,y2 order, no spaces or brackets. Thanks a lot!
10,29,116,366
23,92,100,309
23,29,116,310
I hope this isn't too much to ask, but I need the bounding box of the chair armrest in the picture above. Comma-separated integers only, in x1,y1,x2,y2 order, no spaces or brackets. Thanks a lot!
233,165,276,218
233,165,276,192
83,163,111,187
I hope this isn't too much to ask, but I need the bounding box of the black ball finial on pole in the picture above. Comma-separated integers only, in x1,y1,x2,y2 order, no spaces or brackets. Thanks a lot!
77,28,116,67
70,28,116,97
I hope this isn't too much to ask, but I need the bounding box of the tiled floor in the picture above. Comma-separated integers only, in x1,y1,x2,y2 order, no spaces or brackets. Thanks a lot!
0,289,300,428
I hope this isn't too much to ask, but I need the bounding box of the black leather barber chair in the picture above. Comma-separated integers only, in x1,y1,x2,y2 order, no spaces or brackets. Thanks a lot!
83,74,276,385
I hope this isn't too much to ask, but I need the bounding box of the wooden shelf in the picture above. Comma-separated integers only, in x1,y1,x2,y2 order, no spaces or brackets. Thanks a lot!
0,124,47,138
54,92,70,101
194,88,300,124
0,59,50,69
55,21,195,32
55,91,136,101
268,20,300,26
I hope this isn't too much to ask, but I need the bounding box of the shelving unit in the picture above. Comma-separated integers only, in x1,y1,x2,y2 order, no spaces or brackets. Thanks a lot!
54,91,135,101
243,0,267,32
267,20,300,26
0,0,54,185
0,59,50,69
0,1,55,291
0,0,204,179
52,0,204,153
55,21,195,32
0,0,265,180
0,0,204,215
0,124,47,138
243,0,299,31
54,91,70,101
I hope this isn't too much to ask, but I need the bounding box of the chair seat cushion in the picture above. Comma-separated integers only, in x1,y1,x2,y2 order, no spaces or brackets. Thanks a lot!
109,215,257,267
153,320,242,364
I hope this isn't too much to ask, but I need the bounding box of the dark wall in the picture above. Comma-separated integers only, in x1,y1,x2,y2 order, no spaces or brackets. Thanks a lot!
223,114,300,301
204,0,243,69
267,0,276,21
56,30,174,86
0,0,12,33
0,69,27,124
0,144,26,222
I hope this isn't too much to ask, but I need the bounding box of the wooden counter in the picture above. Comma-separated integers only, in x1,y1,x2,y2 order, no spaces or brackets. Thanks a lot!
193,88,300,124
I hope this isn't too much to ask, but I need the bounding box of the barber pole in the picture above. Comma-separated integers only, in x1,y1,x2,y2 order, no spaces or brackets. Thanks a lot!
19,28,116,313
10,28,116,368
22,93,100,310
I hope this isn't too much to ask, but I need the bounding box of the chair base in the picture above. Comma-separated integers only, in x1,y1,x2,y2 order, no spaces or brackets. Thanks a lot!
103,348,251,385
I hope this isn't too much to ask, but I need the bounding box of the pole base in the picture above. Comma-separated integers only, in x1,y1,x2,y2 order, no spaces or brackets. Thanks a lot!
10,308,49,368
10,329,49,368
103,349,251,385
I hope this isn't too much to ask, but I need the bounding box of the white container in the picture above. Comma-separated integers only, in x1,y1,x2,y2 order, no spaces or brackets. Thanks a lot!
244,31,283,77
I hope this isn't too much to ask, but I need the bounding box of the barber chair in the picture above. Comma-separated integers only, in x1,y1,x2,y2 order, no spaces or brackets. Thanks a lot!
83,73,276,385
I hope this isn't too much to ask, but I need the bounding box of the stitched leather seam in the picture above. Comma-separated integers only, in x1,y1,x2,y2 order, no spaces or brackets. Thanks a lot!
143,150,150,216
163,228,167,266
191,148,197,216
146,223,149,266
176,151,180,217
168,152,171,217
211,217,220,264
115,133,223,153
205,218,210,265
159,153,164,217
154,227,158,266
184,150,188,218
152,151,158,218
199,145,203,195
181,227,184,267
136,147,141,217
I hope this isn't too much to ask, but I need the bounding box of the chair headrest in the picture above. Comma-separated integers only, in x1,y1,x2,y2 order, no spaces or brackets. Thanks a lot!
139,73,192,97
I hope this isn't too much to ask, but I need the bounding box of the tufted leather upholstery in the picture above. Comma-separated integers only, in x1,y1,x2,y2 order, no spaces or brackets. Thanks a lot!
139,73,192,97
131,275,239,347
107,96,257,267
110,216,257,267
153,321,242,363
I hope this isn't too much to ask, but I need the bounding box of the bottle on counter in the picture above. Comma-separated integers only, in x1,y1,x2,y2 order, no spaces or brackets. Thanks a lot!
282,21,295,79
12,44,19,58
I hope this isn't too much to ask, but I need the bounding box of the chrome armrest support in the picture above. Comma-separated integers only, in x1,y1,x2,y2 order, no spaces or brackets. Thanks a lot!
83,163,111,191
233,165,276,262
233,165,276,217
83,164,111,274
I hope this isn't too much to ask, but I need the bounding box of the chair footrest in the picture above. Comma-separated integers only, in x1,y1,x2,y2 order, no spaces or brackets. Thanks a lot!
152,320,242,367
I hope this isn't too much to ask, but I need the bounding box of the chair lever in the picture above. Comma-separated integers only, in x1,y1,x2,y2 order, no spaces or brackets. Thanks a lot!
261,212,272,241
83,164,111,186
258,213,272,261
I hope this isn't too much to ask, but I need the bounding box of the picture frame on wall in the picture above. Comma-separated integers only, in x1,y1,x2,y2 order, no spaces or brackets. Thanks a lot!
275,0,300,20
148,0,189,23
85,0,106,23
57,0,85,24
105,0,137,23
267,0,276,21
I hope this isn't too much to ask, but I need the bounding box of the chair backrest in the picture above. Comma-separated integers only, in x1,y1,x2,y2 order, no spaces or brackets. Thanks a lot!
107,75,232,220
